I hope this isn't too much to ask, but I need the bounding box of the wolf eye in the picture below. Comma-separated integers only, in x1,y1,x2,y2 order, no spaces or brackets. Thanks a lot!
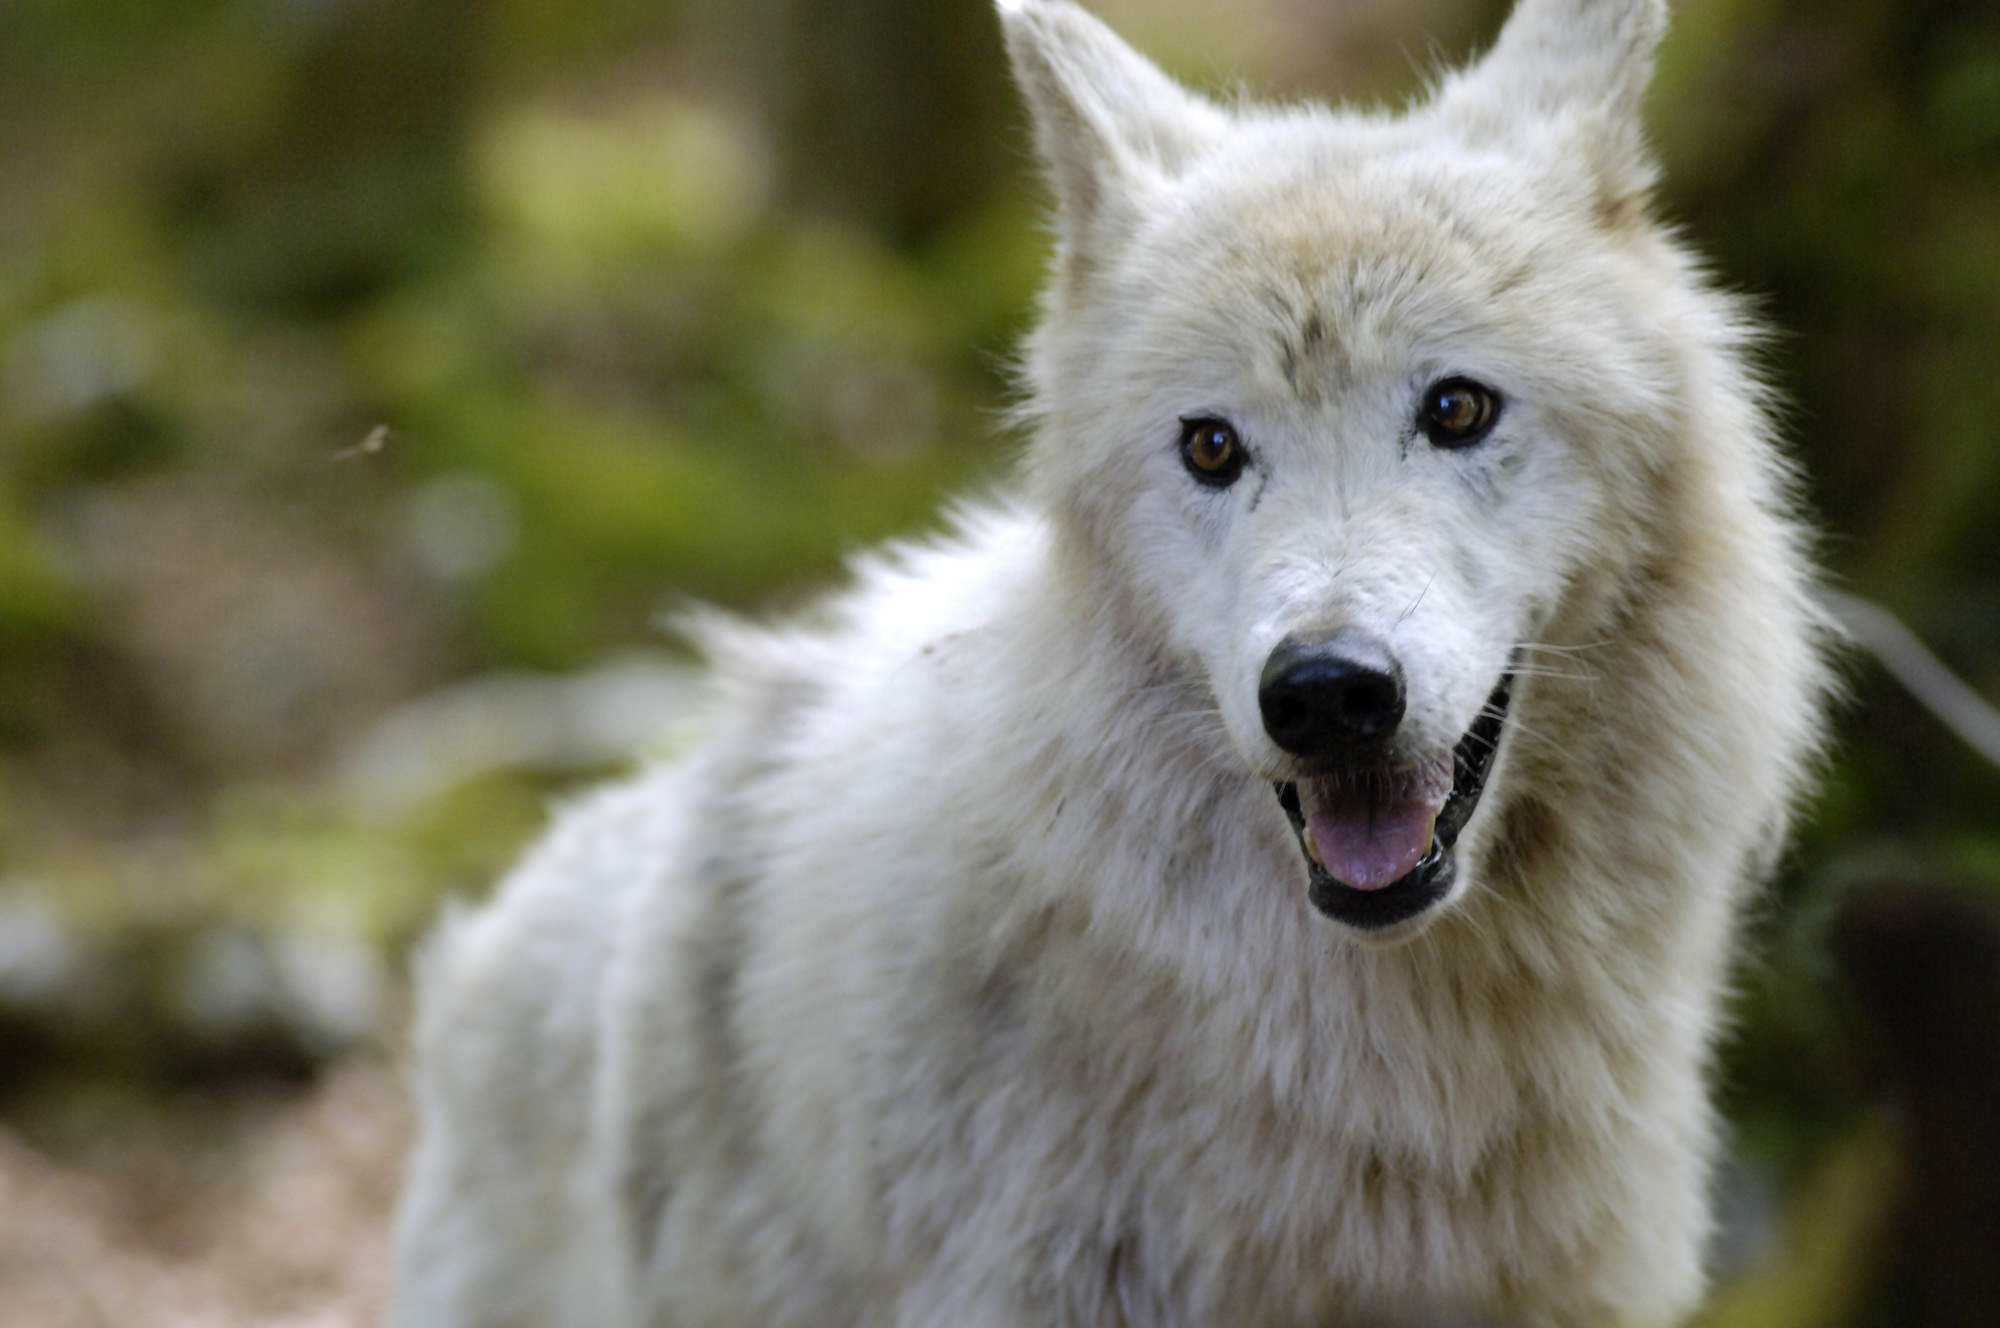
1419,378,1502,449
1179,416,1246,486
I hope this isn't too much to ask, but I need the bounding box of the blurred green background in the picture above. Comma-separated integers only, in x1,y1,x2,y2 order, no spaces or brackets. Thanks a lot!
0,0,1996,1323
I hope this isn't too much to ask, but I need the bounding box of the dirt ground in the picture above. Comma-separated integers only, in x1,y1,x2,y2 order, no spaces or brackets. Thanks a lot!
0,1057,407,1328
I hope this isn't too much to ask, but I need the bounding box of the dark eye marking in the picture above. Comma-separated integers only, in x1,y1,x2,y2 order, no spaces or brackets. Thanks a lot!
1418,378,1503,449
1178,415,1247,487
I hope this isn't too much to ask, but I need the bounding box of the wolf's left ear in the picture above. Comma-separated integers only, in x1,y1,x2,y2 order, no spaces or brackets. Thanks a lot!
997,0,1226,292
1435,0,1667,226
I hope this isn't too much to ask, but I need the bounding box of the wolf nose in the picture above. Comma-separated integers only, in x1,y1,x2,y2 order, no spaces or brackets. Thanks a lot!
1258,629,1406,756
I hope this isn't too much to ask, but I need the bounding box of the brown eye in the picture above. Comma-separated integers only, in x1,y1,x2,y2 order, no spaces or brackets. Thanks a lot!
1419,378,1502,449
1179,416,1246,486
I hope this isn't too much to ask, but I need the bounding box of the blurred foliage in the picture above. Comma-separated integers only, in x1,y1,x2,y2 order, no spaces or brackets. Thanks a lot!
0,0,1996,1322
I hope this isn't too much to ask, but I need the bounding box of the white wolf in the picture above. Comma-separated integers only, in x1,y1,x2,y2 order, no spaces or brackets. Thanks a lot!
390,1,1831,1324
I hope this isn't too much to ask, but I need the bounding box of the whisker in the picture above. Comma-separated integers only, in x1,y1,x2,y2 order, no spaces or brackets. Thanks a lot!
1398,572,1438,625
1123,679,1211,696
1512,639,1611,656
1462,876,1525,924
1504,665,1598,683
1466,705,1557,755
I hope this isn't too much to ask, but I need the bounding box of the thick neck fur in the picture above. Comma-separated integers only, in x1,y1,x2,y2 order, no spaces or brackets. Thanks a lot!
823,495,1751,1317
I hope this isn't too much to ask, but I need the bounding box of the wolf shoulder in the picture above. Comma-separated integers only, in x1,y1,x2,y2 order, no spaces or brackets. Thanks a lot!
393,502,1057,1322
408,498,1050,1103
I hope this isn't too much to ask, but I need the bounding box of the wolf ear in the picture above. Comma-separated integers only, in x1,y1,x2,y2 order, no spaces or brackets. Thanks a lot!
997,0,1226,290
1437,0,1667,225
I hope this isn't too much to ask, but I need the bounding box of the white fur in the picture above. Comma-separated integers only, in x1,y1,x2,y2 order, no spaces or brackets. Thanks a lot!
390,2,1831,1324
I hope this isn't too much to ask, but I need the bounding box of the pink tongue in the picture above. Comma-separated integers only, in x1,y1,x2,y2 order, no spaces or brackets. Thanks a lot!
1305,777,1449,893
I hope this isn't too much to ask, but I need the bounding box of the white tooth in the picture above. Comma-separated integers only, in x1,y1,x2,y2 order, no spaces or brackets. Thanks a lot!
1304,828,1325,868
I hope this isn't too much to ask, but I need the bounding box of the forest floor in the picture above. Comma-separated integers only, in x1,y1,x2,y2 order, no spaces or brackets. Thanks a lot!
0,1056,405,1328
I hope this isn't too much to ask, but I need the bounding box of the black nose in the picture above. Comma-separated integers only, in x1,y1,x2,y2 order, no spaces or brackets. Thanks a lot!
1258,629,1407,756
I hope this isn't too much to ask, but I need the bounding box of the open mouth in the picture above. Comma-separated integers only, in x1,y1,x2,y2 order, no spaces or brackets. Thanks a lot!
1275,672,1513,931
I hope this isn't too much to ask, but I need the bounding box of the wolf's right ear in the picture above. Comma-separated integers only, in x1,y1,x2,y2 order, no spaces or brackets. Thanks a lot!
1435,0,1668,226
997,0,1226,293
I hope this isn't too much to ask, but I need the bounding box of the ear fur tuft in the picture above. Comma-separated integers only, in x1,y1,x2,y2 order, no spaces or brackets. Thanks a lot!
1436,0,1668,226
996,0,1225,291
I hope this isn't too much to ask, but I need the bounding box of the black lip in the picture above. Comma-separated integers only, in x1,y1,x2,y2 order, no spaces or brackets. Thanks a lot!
1276,672,1513,930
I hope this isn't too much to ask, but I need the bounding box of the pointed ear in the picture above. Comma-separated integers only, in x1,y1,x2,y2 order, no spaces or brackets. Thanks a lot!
997,0,1226,289
1434,0,1667,226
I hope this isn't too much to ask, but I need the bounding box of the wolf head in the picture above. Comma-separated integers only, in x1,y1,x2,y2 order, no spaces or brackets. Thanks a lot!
1000,0,1725,935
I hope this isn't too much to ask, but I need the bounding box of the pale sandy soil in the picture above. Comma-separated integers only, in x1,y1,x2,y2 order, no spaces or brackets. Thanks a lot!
0,1057,407,1328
